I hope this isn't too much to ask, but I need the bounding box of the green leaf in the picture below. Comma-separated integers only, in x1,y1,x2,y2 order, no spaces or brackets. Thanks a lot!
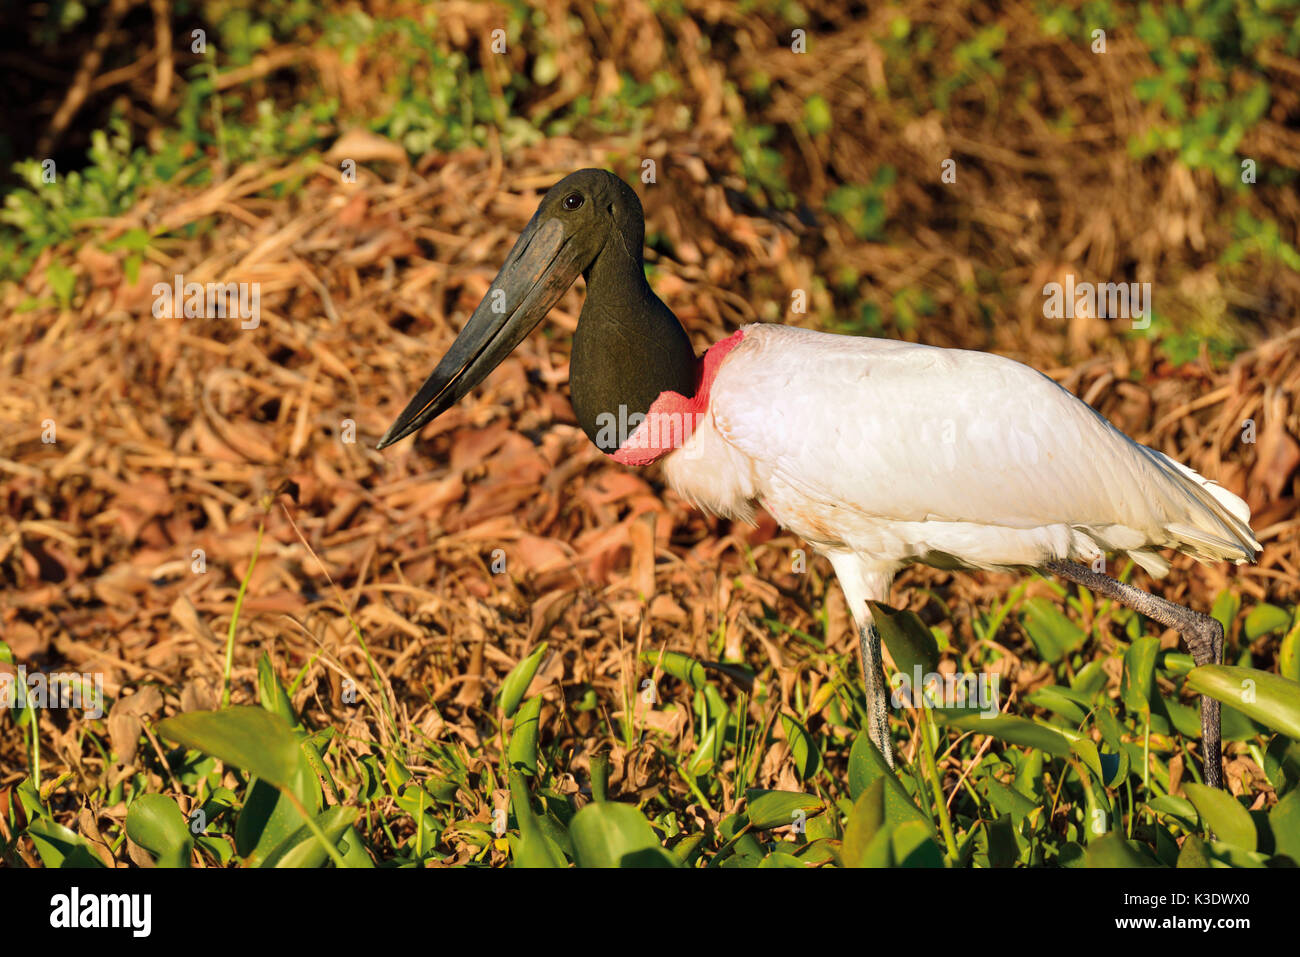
1020,597,1086,664
157,707,301,789
744,790,824,830
846,734,933,830
125,795,193,868
978,773,1039,824
1280,621,1300,684
500,642,547,718
26,820,106,868
261,806,358,868
868,600,940,676
336,826,374,868
638,649,706,691
1211,591,1240,636
891,819,944,867
1177,834,1212,868
235,771,323,864
1183,783,1256,850
509,770,565,868
1085,831,1159,867
933,711,1072,757
257,653,298,727
1186,665,1300,740
685,721,719,777
1026,685,1089,724
780,713,822,779
841,778,890,867
758,850,806,868
1148,795,1198,829
508,694,543,775
1121,636,1160,714
569,802,676,867
1269,788,1300,864
1244,603,1291,640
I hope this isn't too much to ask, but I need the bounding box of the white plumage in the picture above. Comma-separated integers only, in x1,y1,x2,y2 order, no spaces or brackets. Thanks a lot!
664,323,1260,583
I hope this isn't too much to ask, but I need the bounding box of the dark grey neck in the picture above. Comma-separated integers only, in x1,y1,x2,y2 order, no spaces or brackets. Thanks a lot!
569,243,698,450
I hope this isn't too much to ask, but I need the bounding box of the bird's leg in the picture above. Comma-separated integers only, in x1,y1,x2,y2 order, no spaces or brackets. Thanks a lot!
1047,559,1223,790
859,620,896,769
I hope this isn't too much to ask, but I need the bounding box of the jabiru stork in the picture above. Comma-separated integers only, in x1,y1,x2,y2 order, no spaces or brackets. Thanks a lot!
377,168,1260,789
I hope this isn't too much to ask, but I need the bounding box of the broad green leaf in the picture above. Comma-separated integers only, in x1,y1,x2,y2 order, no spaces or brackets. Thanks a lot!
262,806,358,868
1020,597,1086,664
841,778,889,867
257,653,298,727
1099,748,1129,788
1280,621,1300,684
1205,841,1269,868
590,753,610,802
509,770,565,868
569,802,676,868
1210,591,1240,636
1026,686,1088,725
1263,734,1300,792
846,734,933,830
1186,665,1300,740
1121,636,1160,714
934,711,1072,757
125,794,193,868
780,713,822,779
891,819,944,867
1184,782,1256,850
1177,834,1212,868
758,850,806,868
744,790,824,830
639,649,706,690
1071,660,1108,699
868,600,939,676
157,707,300,789
500,642,548,718
1244,603,1291,640
508,694,543,775
1068,737,1104,784
671,832,707,866
1163,694,1259,742
1269,788,1300,864
685,721,719,777
1161,652,1194,676
1085,831,1159,867
26,820,106,868
978,773,1039,824
1148,795,1198,829
336,826,374,868
236,764,323,864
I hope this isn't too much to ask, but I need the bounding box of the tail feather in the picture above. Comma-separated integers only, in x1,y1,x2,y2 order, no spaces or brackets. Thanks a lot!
1145,449,1261,564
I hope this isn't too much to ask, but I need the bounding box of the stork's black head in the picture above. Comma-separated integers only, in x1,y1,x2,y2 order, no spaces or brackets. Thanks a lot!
377,170,633,448
378,169,696,454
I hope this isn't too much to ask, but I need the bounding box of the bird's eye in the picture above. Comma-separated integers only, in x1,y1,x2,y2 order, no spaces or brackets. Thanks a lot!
562,193,584,211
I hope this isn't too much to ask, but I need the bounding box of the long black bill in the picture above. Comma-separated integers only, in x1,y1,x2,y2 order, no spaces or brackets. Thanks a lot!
376,214,586,449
